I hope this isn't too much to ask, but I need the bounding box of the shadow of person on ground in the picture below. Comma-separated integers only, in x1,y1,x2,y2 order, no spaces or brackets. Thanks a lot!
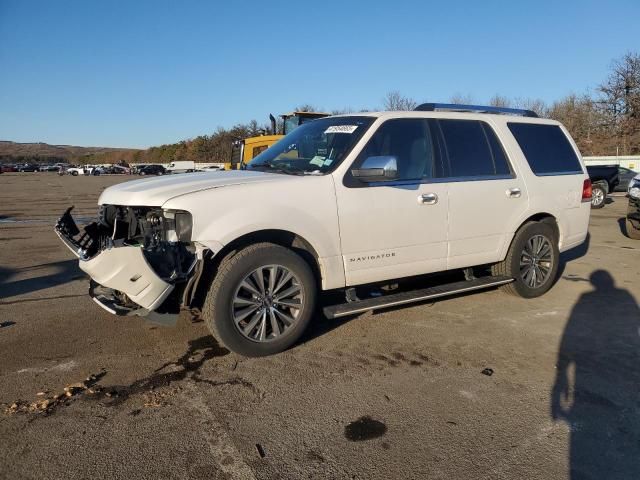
551,270,640,480
0,260,84,299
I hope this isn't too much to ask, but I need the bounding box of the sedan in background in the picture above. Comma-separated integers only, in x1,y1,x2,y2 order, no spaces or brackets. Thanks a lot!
17,164,40,172
0,164,17,173
138,164,166,175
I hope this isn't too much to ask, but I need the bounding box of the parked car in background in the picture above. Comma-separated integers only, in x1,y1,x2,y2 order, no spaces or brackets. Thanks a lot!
138,164,166,175
166,160,195,174
199,165,225,172
17,163,40,172
1,164,17,173
625,174,640,239
130,164,147,174
586,165,619,209
65,166,98,176
613,166,639,191
101,165,130,175
40,164,61,172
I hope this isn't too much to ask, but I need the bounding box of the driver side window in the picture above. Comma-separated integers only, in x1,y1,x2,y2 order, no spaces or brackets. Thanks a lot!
354,119,440,182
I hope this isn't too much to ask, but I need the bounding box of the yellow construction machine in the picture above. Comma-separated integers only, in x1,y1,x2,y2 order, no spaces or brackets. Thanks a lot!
227,111,328,170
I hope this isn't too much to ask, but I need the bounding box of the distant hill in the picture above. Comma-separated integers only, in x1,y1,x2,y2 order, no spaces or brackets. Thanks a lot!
0,140,140,160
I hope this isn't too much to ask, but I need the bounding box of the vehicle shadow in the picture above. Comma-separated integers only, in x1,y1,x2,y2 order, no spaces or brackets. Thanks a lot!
617,217,632,238
0,260,85,299
551,270,640,479
556,232,591,280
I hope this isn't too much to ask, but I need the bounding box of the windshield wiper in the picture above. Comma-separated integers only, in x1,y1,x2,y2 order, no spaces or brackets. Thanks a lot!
249,162,306,176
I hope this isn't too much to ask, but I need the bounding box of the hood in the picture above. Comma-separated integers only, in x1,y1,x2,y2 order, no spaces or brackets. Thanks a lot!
98,170,292,206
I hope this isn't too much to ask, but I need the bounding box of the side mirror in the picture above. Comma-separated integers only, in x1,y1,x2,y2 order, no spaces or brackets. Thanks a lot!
351,156,398,182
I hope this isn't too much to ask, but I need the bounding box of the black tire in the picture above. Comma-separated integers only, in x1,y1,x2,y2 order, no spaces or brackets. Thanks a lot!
492,221,559,298
71,171,78,176
626,218,640,240
202,242,317,357
591,184,606,209
140,171,146,175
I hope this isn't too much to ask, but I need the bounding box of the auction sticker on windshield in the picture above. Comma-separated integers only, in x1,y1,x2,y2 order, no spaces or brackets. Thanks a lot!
325,125,358,134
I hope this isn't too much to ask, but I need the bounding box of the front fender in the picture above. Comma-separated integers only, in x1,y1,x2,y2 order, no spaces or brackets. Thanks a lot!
162,175,345,289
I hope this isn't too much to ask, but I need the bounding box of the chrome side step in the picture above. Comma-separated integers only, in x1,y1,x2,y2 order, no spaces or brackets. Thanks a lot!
323,275,513,319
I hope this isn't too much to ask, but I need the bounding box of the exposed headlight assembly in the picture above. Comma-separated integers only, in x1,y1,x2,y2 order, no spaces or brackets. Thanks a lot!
163,210,193,242
629,186,640,199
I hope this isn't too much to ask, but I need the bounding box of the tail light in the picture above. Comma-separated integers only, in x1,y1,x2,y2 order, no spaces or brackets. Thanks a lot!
581,179,592,202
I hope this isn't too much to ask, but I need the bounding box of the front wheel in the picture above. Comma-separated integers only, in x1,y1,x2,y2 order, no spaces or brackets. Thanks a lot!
202,243,317,357
492,221,559,298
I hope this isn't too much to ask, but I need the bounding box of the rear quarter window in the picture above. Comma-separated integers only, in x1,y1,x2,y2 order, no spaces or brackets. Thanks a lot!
438,120,512,178
508,123,582,175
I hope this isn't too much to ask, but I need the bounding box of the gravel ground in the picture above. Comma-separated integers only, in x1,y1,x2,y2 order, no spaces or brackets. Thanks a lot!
1,172,638,480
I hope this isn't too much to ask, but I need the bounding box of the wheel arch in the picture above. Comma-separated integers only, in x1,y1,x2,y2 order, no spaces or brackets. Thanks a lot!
498,212,560,262
190,229,325,311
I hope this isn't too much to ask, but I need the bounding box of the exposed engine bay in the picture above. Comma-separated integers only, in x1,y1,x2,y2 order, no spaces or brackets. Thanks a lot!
55,205,199,322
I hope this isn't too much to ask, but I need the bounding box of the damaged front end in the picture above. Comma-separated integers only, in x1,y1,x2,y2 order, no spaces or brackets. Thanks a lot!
55,205,201,325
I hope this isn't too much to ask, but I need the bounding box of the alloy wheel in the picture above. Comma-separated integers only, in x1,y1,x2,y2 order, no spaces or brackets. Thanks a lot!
520,234,553,288
231,265,304,343
591,188,605,207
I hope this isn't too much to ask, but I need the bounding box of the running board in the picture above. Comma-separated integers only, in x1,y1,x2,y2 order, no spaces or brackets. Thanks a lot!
323,275,513,319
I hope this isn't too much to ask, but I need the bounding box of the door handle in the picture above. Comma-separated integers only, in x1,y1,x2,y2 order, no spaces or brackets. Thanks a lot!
506,188,521,198
419,193,438,205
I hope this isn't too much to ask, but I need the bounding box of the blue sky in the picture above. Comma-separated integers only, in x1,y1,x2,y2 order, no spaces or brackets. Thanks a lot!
1,0,639,148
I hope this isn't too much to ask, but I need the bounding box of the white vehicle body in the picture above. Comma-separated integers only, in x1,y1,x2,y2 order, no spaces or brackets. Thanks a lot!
199,164,226,171
56,106,591,354
628,173,640,194
66,166,86,175
166,160,195,173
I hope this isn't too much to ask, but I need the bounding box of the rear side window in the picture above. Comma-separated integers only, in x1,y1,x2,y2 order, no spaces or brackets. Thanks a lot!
438,120,512,177
508,123,582,175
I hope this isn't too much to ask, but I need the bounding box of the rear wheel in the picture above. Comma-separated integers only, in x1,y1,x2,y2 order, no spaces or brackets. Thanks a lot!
492,221,559,298
202,243,316,357
591,183,606,209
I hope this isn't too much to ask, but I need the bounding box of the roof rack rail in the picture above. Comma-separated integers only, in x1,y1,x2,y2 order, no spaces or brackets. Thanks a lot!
414,103,538,118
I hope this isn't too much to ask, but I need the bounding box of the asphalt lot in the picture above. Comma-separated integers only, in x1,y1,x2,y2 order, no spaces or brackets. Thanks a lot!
1,172,639,480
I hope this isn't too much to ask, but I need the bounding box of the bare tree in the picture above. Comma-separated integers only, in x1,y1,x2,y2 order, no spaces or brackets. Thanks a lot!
449,93,475,105
383,91,417,111
598,52,640,154
599,52,640,120
513,97,548,117
489,95,511,108
294,104,319,112
330,107,355,115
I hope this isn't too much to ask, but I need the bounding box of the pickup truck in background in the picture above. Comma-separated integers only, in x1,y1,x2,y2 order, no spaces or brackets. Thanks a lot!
586,165,620,209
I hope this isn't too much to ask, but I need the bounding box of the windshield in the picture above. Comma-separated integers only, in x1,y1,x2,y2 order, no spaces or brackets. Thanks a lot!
247,116,375,175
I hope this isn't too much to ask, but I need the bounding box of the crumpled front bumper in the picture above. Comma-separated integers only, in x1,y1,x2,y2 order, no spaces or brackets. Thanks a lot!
80,245,174,312
54,207,174,315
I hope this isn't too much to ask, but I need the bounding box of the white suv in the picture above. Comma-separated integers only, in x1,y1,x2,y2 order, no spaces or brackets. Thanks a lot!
56,103,591,356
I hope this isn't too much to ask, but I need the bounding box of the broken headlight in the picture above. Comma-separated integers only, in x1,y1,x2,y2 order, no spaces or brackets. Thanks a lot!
162,210,192,243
